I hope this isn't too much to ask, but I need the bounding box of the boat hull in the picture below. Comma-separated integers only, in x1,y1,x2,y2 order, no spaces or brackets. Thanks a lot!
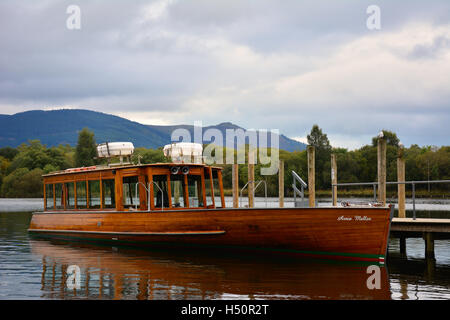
28,206,393,263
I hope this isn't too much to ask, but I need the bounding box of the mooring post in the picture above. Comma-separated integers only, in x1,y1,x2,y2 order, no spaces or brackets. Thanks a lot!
377,134,387,205
279,159,284,208
232,164,239,208
307,146,315,208
248,150,255,208
331,153,337,206
397,147,406,218
400,236,407,258
424,232,435,261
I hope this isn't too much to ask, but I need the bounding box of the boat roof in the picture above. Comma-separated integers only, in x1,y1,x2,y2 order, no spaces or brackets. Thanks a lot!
43,162,223,177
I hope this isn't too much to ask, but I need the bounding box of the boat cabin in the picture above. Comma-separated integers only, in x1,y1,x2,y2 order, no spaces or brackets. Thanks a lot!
42,163,225,212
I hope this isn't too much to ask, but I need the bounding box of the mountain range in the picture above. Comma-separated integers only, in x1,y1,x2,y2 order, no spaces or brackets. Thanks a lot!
0,109,306,152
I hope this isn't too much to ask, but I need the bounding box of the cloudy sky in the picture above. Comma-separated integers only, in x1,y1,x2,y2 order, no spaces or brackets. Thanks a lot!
0,0,449,149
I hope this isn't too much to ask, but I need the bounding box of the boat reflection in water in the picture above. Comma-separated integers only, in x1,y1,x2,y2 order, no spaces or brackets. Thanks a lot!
30,239,391,300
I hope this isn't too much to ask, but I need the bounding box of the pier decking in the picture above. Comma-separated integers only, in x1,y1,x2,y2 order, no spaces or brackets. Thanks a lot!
390,218,450,260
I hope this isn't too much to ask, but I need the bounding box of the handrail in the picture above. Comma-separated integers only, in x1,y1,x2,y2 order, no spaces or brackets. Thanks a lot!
292,170,307,188
292,170,307,207
134,182,151,212
332,179,450,220
239,180,268,208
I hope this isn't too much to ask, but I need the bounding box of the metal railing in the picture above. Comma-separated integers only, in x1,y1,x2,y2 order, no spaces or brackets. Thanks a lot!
239,180,268,208
292,170,308,208
332,180,450,220
134,182,166,211
135,182,151,212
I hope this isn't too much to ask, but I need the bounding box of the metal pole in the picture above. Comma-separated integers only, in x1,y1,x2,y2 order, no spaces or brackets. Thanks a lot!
264,181,267,208
135,182,151,212
373,183,377,203
293,183,296,206
239,181,251,208
332,186,335,207
301,185,304,206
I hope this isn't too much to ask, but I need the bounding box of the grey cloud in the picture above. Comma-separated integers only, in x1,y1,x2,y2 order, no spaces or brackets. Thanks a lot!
0,0,450,148
408,35,450,59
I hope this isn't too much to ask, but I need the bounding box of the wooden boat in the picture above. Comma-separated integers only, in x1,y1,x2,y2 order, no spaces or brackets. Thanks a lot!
28,151,393,263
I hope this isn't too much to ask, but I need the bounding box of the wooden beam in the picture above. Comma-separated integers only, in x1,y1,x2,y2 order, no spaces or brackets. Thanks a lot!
248,150,255,208
377,137,387,205
307,146,315,208
232,164,239,208
279,160,284,208
331,153,337,207
397,148,406,218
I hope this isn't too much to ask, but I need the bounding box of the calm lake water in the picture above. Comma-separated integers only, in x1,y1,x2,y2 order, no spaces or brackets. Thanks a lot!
0,199,449,300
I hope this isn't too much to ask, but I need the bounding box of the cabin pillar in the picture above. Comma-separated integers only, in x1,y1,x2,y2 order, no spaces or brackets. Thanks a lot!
377,136,387,205
279,160,284,208
331,154,337,206
248,151,255,208
397,148,406,218
232,164,239,208
307,146,315,208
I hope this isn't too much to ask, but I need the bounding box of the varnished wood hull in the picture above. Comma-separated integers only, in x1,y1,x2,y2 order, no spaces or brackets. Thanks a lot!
28,206,393,263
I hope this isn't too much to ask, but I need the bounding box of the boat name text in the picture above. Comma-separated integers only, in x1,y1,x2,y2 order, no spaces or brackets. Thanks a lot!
337,216,372,221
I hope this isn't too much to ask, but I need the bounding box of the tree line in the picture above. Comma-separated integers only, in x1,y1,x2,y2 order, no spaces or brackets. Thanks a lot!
0,126,448,198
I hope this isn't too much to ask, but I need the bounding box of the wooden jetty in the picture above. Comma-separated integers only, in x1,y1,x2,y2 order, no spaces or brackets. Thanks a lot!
328,134,450,262
390,218,450,260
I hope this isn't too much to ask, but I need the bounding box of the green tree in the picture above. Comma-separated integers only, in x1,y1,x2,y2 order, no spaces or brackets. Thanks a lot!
8,140,70,173
0,147,19,161
0,156,11,192
1,168,43,198
371,130,400,147
9,140,53,173
75,128,97,167
132,147,167,165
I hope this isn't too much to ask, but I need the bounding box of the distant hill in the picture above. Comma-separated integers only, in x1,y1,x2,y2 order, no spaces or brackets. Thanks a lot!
0,109,306,152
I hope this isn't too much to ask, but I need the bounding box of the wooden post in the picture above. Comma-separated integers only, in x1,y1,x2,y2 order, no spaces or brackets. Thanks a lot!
232,164,239,208
397,148,406,218
377,136,387,205
307,146,315,208
279,160,284,208
331,154,337,206
424,232,435,261
399,236,407,258
248,151,255,208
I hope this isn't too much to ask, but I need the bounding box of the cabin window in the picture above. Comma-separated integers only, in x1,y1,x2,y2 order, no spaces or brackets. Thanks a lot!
102,179,116,209
55,183,64,209
153,175,169,208
45,184,54,210
187,175,204,208
204,169,214,206
88,180,101,209
123,176,139,208
76,181,87,209
64,182,75,209
170,175,186,208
